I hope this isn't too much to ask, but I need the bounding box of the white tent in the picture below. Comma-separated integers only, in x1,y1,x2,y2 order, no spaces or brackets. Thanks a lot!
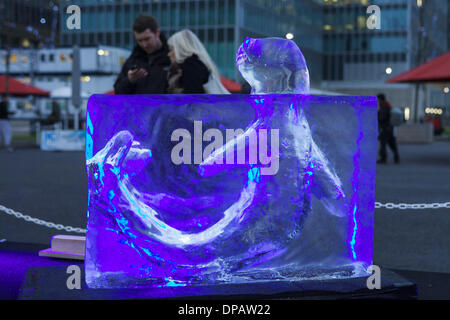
310,87,348,96
50,87,90,99
48,87,89,130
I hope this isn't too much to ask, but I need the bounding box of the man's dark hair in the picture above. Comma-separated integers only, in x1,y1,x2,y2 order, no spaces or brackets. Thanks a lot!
377,93,386,101
133,14,158,33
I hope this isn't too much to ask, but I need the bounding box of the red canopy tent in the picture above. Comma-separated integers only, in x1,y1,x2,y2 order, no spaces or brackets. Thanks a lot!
387,51,450,123
219,76,242,92
387,51,450,83
0,75,50,96
104,76,242,94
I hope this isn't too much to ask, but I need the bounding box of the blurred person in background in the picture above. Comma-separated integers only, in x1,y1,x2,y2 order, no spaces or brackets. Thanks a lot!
377,93,400,164
40,101,61,126
240,82,251,94
0,94,14,152
114,14,171,94
167,29,229,94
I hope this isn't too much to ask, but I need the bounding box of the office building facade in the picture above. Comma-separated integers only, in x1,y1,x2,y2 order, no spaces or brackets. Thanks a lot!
2,0,448,119
59,0,323,84
321,0,448,120
0,0,60,48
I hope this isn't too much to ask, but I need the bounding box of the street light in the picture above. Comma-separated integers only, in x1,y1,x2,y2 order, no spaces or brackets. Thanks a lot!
22,38,30,48
385,67,392,75
285,33,294,40
404,107,410,121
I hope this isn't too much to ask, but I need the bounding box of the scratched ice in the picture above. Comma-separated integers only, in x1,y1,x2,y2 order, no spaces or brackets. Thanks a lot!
236,37,310,94
84,38,377,289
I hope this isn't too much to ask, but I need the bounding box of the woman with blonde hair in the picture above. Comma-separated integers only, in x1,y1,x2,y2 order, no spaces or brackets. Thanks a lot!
167,29,230,94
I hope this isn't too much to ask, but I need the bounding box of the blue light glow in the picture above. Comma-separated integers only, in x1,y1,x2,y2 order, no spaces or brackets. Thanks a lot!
349,109,365,261
84,93,376,289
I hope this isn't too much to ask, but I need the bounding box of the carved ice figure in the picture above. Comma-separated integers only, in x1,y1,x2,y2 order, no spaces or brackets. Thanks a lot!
236,37,310,94
86,130,257,249
201,37,346,216
84,37,376,288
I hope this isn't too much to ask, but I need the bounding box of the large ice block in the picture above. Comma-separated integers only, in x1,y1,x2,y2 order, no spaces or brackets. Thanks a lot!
84,93,377,288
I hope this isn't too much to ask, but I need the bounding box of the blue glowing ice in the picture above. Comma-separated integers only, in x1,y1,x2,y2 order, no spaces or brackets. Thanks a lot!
84,38,377,289
236,37,310,94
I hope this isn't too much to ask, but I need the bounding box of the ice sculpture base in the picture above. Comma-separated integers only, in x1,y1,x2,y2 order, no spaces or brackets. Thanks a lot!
86,262,369,289
19,265,417,300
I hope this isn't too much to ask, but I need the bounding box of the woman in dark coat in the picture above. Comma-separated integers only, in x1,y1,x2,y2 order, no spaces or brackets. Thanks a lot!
167,29,229,94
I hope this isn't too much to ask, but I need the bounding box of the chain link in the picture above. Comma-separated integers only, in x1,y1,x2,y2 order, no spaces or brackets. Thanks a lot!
375,202,450,210
0,204,86,234
1,199,449,235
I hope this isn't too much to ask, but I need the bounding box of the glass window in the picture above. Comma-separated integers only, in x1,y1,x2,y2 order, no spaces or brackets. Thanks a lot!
356,16,366,29
98,7,105,31
205,42,215,61
199,1,206,26
198,30,205,42
369,36,407,53
107,33,112,46
124,5,131,28
322,56,328,80
115,8,123,30
106,6,114,31
208,1,216,26
124,33,130,47
337,55,343,80
217,41,225,74
189,2,196,26
382,9,407,31
180,2,187,26
392,53,398,63
80,34,87,46
229,1,235,24
227,41,235,78
218,0,225,25
151,3,159,21
170,3,178,28
87,8,96,32
161,3,169,27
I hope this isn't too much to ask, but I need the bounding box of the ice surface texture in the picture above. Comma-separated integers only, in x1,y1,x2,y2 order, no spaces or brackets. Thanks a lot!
236,37,310,94
84,38,376,288
84,94,377,288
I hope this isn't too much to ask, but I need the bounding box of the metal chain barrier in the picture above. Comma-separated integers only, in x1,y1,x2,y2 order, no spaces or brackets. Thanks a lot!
1,200,450,235
375,202,450,210
0,204,86,234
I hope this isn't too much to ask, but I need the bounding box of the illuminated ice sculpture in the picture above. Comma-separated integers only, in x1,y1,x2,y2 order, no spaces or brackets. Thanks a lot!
84,38,377,289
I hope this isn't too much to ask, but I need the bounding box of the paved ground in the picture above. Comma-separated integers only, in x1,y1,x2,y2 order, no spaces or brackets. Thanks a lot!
0,141,449,277
374,141,450,274
0,147,87,245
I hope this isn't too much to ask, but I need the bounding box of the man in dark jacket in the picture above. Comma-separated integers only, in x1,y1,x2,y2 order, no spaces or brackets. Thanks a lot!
377,94,400,164
0,94,14,152
114,14,171,94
